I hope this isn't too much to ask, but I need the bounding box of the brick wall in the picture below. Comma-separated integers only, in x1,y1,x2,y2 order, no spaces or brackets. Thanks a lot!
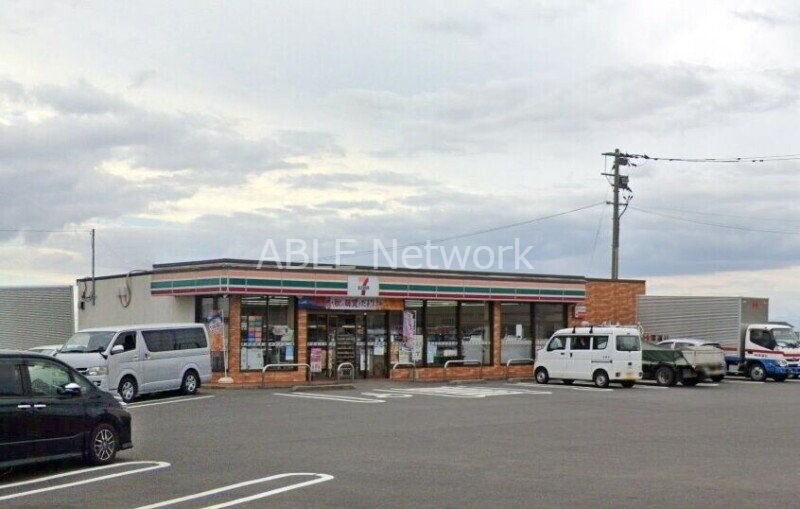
569,279,646,327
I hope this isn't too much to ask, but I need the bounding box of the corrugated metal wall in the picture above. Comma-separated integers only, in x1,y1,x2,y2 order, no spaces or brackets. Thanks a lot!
0,286,75,350
637,296,766,345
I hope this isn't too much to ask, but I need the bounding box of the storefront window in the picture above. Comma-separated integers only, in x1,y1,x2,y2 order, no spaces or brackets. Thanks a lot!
425,300,457,366
403,300,424,367
240,296,296,371
534,303,566,350
388,311,403,364
196,296,230,372
307,314,331,377
459,302,492,365
501,303,533,363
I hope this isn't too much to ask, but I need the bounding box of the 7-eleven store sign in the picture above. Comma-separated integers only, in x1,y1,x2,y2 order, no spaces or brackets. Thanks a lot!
347,275,379,297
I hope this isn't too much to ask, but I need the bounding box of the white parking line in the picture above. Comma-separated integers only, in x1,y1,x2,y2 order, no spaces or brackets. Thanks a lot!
724,380,766,385
135,473,334,509
360,392,414,398
0,461,170,502
634,385,668,390
377,386,545,398
127,395,215,409
274,392,384,403
509,382,614,392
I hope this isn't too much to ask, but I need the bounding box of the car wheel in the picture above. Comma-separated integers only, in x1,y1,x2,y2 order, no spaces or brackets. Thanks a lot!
181,370,199,395
535,367,549,384
86,423,119,465
118,376,137,403
620,381,635,388
593,370,609,388
710,375,725,383
562,379,574,385
655,366,676,386
748,363,767,382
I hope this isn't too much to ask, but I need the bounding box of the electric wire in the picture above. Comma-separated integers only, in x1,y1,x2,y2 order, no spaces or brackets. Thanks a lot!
618,152,800,163
630,206,799,235
315,201,607,262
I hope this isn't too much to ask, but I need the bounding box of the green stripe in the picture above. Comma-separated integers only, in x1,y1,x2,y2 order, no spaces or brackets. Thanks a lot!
316,281,347,289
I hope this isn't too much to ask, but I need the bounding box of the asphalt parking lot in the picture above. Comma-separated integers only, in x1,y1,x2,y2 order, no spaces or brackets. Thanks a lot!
3,378,800,508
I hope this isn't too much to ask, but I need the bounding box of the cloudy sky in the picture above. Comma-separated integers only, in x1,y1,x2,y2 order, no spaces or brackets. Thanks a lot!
1,1,799,324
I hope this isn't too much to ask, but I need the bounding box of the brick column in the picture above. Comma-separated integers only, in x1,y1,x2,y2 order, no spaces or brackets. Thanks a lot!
493,301,502,368
297,308,308,365
228,295,241,378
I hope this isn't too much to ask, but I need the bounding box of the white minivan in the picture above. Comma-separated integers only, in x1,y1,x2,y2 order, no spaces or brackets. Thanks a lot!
56,323,212,403
534,326,643,388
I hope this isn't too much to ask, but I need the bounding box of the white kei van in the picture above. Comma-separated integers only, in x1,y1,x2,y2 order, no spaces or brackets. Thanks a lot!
534,326,643,388
56,323,212,403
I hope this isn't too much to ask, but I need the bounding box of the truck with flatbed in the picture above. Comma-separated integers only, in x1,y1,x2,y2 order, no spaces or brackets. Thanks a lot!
637,296,800,382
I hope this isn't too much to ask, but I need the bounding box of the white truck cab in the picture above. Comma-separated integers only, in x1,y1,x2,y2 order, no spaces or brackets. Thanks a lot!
534,326,643,388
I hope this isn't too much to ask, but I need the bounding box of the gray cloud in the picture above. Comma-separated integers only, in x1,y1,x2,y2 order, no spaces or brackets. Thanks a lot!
337,65,800,157
732,9,799,26
129,70,157,90
277,170,436,190
417,17,486,37
0,79,344,234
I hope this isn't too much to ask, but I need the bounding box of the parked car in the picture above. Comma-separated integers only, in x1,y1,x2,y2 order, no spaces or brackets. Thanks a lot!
0,350,132,469
775,339,800,378
27,344,63,356
656,339,727,382
534,326,643,388
56,323,211,403
642,341,699,386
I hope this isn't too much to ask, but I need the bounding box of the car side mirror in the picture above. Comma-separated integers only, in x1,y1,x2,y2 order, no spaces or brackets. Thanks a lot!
111,344,124,355
58,382,82,396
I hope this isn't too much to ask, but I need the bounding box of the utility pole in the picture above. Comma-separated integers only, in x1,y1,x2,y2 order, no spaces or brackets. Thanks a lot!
601,149,630,280
91,228,96,305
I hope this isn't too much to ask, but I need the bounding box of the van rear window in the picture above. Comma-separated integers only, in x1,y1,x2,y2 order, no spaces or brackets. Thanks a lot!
142,328,208,352
616,335,641,352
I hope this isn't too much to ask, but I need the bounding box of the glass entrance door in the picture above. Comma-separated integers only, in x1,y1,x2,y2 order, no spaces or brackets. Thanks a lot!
366,313,388,377
309,313,390,379
334,315,358,375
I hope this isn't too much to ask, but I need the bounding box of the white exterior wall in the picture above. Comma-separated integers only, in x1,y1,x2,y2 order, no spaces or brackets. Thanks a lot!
77,274,195,330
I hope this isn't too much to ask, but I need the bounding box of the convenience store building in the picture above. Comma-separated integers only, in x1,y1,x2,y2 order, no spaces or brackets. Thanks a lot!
77,259,645,384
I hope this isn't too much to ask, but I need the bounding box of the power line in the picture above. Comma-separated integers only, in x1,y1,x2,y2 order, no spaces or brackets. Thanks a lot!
316,201,607,262
619,152,800,164
0,229,93,233
642,205,800,225
630,206,799,235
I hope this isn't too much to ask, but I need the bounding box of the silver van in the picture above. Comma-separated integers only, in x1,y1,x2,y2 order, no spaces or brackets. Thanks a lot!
56,323,212,403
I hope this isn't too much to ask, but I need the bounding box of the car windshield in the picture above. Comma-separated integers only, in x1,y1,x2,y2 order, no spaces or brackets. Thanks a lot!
772,329,797,342
61,332,116,353
777,339,800,349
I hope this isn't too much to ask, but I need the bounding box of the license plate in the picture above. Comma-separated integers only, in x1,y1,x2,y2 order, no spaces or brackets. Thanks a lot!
625,373,635,380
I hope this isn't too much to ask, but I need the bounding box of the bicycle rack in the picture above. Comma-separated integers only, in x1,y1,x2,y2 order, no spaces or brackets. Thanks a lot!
261,363,312,388
336,362,355,382
443,359,482,381
391,362,418,381
504,358,535,379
